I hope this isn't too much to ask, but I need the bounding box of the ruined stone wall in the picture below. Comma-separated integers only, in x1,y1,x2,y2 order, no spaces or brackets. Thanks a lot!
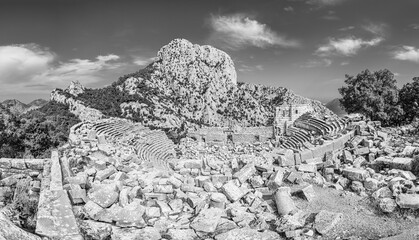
275,103,313,134
188,126,274,144
277,130,355,167
0,158,45,207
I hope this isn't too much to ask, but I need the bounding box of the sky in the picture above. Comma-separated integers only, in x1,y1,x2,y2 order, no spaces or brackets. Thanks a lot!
1,0,419,103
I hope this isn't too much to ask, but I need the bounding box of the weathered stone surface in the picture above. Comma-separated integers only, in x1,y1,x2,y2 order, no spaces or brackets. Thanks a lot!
267,168,285,190
214,228,281,240
50,151,63,190
79,220,112,240
88,183,120,208
0,212,42,240
233,162,256,183
222,181,245,202
191,207,223,233
391,157,413,171
314,210,342,235
379,198,397,213
36,189,83,239
0,158,12,169
342,168,369,181
111,226,161,240
165,229,198,240
274,187,296,216
300,184,316,202
95,166,117,181
364,178,379,191
11,158,26,169
297,163,317,173
25,159,45,170
396,194,419,209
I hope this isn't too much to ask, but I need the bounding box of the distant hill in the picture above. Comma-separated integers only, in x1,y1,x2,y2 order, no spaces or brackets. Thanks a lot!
326,98,347,117
1,99,48,115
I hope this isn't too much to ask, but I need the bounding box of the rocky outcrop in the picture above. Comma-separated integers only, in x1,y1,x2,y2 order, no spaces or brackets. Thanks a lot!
66,80,85,96
51,89,103,122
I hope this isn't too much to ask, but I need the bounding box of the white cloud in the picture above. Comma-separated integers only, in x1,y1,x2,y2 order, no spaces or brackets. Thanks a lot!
315,36,383,57
362,22,386,36
208,14,299,50
301,58,332,68
339,26,355,31
393,46,419,63
96,54,120,61
306,0,345,6
0,43,125,95
0,44,54,84
238,64,264,72
284,6,294,12
132,56,156,66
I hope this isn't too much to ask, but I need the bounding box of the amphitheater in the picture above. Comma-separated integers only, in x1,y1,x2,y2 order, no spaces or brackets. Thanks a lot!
1,100,419,239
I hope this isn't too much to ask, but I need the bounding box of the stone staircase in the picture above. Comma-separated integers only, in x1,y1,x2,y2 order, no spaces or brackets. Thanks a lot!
91,118,176,169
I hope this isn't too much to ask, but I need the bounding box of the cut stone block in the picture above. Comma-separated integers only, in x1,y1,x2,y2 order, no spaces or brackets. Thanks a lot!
221,181,245,202
342,168,369,181
391,157,413,171
191,208,223,233
396,194,419,209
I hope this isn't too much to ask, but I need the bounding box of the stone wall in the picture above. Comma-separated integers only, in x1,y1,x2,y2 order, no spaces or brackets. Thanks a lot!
0,158,45,207
275,103,313,135
188,126,274,144
277,130,355,167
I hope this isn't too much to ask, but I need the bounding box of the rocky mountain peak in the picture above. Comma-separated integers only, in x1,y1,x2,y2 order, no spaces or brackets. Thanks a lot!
152,38,237,93
66,80,85,96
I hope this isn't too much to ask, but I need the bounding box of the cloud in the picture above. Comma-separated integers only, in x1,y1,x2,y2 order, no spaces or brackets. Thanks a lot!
362,22,386,36
284,6,294,12
208,14,299,50
322,10,339,20
0,43,126,96
0,44,54,84
238,64,264,72
301,58,332,68
339,26,355,31
393,46,419,63
306,0,345,6
410,23,419,30
315,36,383,56
132,56,156,66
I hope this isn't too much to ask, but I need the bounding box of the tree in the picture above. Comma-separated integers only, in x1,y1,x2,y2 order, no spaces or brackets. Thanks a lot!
338,69,404,126
399,77,419,123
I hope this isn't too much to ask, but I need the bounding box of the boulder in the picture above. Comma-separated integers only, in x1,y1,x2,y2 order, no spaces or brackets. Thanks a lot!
190,207,223,233
88,183,120,208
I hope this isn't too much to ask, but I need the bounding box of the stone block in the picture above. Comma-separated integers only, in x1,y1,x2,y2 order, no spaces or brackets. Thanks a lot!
0,158,11,169
274,187,296,216
342,168,369,181
88,183,120,208
11,159,26,169
396,194,419,209
191,208,223,233
153,185,173,193
95,166,117,182
342,150,353,163
267,168,285,190
221,181,245,202
297,164,317,173
300,150,314,163
353,147,370,156
391,157,413,171
25,159,44,170
233,163,256,183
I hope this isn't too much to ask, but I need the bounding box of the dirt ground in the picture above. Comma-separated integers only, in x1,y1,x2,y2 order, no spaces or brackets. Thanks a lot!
290,185,419,240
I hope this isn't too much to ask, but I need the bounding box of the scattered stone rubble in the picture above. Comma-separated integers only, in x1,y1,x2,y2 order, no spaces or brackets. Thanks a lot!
51,115,417,240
